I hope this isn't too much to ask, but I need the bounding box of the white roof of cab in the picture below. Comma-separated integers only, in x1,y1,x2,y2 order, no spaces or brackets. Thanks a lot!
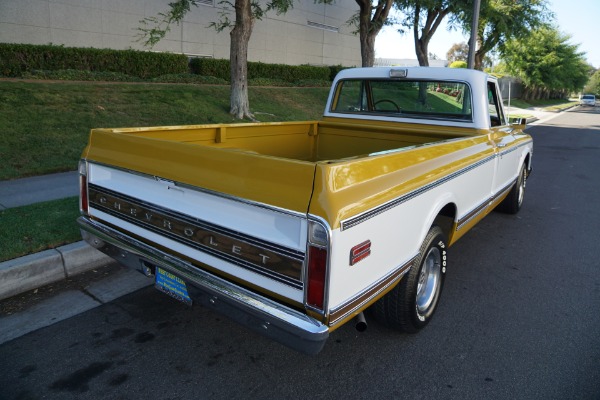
325,67,495,130
334,66,492,83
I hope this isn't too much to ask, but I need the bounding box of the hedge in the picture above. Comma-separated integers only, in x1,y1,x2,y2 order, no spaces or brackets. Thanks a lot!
328,65,347,81
0,43,189,79
1,43,349,83
190,58,230,80
190,58,332,83
449,60,467,69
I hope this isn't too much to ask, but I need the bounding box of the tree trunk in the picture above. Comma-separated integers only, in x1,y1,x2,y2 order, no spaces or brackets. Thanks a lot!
356,0,393,67
359,15,376,67
412,6,450,67
473,35,486,71
229,0,254,120
415,38,430,67
473,51,484,71
413,5,429,67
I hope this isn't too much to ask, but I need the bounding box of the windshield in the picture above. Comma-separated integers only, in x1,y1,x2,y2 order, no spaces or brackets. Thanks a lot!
332,79,473,122
582,95,595,100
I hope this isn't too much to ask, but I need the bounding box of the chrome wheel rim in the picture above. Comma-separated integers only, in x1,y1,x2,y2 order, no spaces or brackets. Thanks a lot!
416,247,441,315
518,168,526,206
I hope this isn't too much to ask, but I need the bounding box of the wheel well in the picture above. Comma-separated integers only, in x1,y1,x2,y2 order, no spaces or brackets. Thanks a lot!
433,203,457,242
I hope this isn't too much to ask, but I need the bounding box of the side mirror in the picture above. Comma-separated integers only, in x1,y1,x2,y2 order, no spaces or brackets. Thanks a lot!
511,117,527,129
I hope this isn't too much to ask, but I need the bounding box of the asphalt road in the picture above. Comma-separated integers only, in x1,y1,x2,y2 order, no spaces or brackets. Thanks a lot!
1,107,599,400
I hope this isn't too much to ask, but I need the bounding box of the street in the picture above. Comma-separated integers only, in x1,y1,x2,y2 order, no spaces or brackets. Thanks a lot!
1,106,599,400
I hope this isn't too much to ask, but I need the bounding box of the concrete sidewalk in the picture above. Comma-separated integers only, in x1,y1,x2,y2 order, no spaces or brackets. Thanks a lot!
506,106,550,124
0,171,79,210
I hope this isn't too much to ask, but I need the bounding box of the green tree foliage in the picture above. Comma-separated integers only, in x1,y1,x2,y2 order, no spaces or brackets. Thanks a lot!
395,0,470,67
583,70,600,96
446,41,492,68
488,61,510,76
446,42,469,63
501,26,591,100
457,0,551,70
449,60,467,69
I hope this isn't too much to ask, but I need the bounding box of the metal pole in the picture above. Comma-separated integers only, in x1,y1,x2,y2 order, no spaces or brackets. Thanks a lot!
467,0,481,69
508,81,512,120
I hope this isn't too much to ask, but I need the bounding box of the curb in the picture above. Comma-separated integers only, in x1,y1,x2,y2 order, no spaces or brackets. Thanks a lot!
0,241,113,301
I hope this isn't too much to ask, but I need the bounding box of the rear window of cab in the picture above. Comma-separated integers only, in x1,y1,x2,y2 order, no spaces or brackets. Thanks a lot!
331,79,473,122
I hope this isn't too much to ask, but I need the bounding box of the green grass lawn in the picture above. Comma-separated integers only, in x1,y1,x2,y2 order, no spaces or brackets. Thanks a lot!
505,98,579,120
0,197,81,262
506,98,578,110
0,81,329,180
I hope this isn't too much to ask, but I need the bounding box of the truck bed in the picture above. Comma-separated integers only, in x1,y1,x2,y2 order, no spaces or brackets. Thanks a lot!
83,118,483,215
96,118,476,162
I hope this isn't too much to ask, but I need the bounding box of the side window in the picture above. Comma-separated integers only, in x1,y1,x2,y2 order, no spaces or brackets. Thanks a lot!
333,80,365,112
487,81,506,127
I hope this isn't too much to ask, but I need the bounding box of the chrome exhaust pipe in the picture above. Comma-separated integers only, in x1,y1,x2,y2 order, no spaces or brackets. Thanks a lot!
354,312,367,332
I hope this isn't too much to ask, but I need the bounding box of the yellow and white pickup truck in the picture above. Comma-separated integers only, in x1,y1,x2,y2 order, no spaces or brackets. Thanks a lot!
78,67,532,354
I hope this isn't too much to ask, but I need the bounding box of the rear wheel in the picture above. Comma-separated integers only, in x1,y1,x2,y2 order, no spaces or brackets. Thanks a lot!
373,226,447,332
497,164,527,214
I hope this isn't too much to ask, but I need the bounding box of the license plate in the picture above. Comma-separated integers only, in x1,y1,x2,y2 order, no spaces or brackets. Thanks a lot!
155,267,192,306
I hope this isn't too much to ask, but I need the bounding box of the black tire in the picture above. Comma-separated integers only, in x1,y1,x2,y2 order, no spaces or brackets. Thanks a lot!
497,164,527,214
372,226,447,333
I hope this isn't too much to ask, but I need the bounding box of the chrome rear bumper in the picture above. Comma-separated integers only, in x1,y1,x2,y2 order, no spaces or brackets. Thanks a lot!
77,216,329,355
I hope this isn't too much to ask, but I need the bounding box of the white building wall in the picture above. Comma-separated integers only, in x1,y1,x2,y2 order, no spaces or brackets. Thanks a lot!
0,0,361,66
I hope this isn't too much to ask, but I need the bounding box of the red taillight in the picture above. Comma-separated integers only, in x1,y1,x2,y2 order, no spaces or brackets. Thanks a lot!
79,162,89,215
307,245,327,310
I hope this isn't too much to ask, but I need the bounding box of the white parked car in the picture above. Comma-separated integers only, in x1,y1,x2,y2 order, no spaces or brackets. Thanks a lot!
580,94,596,106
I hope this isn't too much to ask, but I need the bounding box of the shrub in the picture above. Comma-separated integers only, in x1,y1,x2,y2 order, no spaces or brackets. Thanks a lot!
1,43,342,84
328,65,348,81
190,58,331,83
249,62,329,82
0,43,188,78
449,60,467,69
189,58,230,80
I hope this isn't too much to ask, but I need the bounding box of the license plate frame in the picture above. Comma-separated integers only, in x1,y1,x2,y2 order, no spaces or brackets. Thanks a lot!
155,267,192,306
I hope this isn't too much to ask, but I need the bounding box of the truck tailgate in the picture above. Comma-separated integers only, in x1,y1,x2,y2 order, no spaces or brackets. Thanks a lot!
81,129,318,307
84,128,317,214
